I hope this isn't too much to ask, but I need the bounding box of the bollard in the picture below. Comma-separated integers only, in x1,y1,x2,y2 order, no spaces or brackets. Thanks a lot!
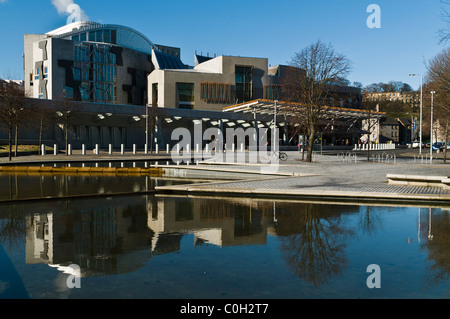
166,144,170,153
54,144,58,156
241,143,244,152
145,144,148,154
133,144,136,154
68,144,72,156
121,144,124,155
82,144,86,155
95,144,99,155
109,144,112,155
41,144,46,156
155,144,159,154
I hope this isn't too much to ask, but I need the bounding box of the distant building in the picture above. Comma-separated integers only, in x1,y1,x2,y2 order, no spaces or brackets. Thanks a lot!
363,91,419,111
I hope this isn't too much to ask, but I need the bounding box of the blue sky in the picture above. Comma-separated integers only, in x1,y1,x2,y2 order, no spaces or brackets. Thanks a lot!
0,0,447,89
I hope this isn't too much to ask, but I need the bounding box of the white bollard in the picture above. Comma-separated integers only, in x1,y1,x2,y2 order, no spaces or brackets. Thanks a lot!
145,144,148,154
109,144,112,155
166,144,170,153
241,143,244,152
68,144,72,156
196,144,199,153
155,144,159,154
82,144,86,155
133,144,136,154
41,144,46,156
121,144,124,155
95,144,99,155
54,144,58,156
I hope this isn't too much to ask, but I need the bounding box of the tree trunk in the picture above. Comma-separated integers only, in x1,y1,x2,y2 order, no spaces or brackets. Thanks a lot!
38,118,43,155
65,120,68,156
306,125,315,162
8,126,12,162
443,120,448,164
14,124,18,157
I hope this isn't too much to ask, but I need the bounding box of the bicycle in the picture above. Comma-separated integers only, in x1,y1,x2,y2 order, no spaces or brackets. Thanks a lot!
270,150,288,161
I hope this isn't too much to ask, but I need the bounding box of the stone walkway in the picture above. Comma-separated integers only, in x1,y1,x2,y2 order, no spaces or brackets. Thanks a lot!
155,153,450,203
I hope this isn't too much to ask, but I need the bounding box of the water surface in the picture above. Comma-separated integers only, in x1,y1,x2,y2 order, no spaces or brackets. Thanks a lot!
0,195,448,299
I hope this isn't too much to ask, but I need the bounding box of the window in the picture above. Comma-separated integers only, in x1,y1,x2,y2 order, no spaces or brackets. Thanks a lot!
64,86,73,99
96,30,103,43
39,87,44,99
177,82,194,109
235,66,252,103
103,30,111,43
73,67,81,81
152,83,159,106
72,34,80,42
80,33,87,42
35,68,40,80
263,85,281,101
44,67,48,79
88,31,95,42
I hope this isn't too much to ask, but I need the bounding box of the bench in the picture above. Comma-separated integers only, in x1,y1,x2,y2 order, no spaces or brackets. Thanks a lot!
387,174,450,189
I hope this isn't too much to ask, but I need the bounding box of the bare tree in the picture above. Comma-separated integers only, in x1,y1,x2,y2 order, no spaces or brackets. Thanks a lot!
0,81,26,161
284,40,352,162
29,99,55,154
439,0,450,44
426,47,450,163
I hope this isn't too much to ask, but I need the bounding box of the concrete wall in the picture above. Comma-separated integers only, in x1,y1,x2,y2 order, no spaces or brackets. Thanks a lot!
148,55,274,112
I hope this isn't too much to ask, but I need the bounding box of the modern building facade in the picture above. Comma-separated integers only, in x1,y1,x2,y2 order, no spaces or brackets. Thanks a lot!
11,21,377,151
24,21,180,106
148,53,280,112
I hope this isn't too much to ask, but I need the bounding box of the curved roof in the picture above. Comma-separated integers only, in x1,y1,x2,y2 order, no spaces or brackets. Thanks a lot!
47,21,157,54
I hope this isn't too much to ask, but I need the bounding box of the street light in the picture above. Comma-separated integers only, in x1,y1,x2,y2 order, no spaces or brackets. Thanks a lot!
430,91,436,162
409,73,423,154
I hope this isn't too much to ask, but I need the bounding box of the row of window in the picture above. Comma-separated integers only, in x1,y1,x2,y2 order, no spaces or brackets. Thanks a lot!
74,44,117,64
35,67,48,81
71,29,115,45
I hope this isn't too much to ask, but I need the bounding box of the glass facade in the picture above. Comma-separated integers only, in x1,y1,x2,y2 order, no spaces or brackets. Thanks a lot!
73,43,117,103
73,29,115,45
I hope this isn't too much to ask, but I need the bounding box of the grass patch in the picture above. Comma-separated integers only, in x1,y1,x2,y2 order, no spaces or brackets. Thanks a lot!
0,145,54,153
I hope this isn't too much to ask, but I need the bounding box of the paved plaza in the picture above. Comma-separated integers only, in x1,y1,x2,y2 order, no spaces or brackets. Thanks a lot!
1,149,450,204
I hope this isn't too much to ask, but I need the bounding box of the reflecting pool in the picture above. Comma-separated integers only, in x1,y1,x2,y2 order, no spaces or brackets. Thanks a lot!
0,194,449,299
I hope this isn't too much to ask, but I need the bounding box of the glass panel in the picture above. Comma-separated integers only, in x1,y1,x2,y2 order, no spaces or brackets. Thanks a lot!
80,33,87,42
96,30,103,43
177,83,194,102
103,30,111,43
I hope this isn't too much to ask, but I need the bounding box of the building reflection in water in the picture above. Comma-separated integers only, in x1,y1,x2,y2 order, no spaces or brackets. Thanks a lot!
18,195,450,289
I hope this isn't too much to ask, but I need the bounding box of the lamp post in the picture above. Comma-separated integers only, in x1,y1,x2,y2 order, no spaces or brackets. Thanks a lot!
145,104,149,154
409,73,423,154
430,91,436,162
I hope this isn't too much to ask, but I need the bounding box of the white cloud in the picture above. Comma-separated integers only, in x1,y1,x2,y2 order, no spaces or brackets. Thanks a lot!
51,0,89,22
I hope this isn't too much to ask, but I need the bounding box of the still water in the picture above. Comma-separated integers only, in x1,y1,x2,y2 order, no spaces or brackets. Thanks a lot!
0,191,449,299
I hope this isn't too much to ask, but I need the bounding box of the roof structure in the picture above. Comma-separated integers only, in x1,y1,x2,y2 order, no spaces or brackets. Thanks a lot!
223,99,386,121
153,50,186,70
